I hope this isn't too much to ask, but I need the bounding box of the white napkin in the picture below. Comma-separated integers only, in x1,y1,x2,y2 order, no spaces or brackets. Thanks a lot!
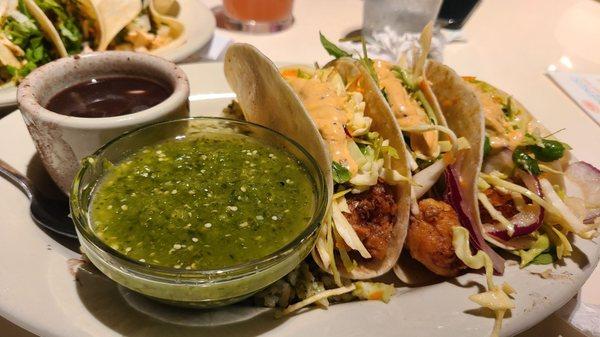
182,33,233,63
339,26,465,66
557,295,600,337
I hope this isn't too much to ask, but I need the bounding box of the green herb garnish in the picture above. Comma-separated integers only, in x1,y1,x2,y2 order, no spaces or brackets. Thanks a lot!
528,139,565,162
332,161,351,184
391,66,417,92
297,69,312,79
513,147,540,175
483,136,492,157
359,36,378,84
502,96,515,120
319,32,351,59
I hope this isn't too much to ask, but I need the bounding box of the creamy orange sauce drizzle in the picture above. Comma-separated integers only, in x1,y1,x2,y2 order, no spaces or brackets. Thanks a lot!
374,60,437,157
467,82,524,150
286,74,358,174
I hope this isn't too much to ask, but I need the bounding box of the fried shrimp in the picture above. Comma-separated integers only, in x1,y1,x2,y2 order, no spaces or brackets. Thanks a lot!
406,199,466,277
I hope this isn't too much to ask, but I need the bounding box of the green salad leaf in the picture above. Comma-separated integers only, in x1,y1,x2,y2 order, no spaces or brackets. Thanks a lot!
332,161,351,184
530,252,555,265
517,234,551,267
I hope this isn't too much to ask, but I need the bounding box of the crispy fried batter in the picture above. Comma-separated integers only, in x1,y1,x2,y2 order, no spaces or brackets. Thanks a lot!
406,199,466,277
343,182,397,260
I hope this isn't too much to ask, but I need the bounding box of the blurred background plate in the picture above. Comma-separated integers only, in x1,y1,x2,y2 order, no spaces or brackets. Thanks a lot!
153,0,216,63
0,86,17,109
0,0,215,109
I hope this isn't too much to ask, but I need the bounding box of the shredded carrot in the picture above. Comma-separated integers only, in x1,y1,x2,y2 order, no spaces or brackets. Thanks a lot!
442,151,455,165
281,69,298,78
369,291,383,301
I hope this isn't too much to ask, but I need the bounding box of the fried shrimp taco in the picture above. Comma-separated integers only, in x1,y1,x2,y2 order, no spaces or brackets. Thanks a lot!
427,61,598,265
365,25,482,280
224,43,412,282
318,26,491,281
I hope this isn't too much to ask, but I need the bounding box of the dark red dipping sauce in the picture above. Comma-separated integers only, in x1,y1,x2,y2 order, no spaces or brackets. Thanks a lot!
45,76,172,118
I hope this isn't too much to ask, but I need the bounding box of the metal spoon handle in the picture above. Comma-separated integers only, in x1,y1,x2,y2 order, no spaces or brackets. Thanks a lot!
0,158,33,199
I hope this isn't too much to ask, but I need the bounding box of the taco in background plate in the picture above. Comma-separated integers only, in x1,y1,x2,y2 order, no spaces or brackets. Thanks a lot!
426,61,598,268
224,43,412,282
367,25,485,280
26,0,185,55
23,0,97,56
318,27,497,281
94,0,185,53
1,0,62,85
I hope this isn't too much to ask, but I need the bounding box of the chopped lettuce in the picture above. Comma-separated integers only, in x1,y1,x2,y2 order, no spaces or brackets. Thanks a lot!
543,223,573,259
530,250,555,265
452,226,515,337
2,1,54,81
516,233,550,267
34,0,82,54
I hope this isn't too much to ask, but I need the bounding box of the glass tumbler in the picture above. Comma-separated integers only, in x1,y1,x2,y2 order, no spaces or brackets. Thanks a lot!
222,0,294,33
363,0,443,38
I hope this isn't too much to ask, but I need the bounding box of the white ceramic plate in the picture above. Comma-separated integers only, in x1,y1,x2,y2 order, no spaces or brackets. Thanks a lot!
0,63,598,337
0,0,215,109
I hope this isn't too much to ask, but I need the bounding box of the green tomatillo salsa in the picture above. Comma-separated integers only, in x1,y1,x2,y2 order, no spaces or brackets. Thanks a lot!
91,133,316,270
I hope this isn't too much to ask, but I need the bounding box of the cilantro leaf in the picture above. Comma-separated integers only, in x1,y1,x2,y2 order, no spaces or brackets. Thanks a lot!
513,147,540,176
483,136,492,157
528,139,565,162
319,32,351,59
502,96,516,120
359,36,379,84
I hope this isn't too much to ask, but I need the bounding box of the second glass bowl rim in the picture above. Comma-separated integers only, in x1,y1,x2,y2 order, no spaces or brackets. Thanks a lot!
71,116,328,278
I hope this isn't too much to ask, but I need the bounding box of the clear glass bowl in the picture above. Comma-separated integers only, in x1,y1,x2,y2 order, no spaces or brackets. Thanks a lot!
70,117,327,308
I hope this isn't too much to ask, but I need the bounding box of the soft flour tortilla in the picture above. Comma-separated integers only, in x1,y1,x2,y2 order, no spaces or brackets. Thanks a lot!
425,60,485,242
385,59,453,285
327,58,412,279
223,44,411,279
22,0,68,57
91,0,142,51
148,0,186,53
94,0,185,52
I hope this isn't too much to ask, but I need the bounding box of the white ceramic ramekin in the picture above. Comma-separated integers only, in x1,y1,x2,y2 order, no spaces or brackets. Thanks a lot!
17,51,190,193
